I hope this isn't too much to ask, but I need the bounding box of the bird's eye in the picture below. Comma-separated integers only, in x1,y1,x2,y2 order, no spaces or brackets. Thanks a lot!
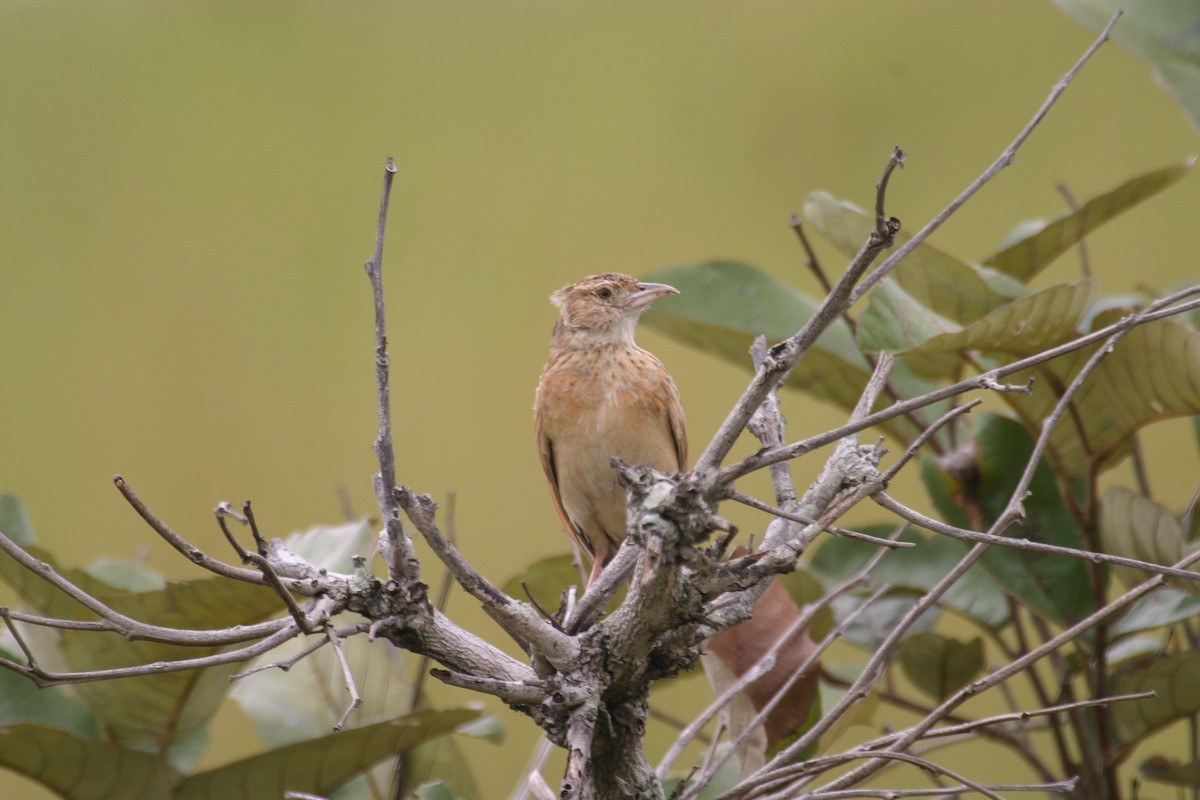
596,287,613,300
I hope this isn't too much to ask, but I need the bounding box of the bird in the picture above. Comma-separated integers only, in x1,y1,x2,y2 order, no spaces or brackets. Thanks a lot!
534,272,688,587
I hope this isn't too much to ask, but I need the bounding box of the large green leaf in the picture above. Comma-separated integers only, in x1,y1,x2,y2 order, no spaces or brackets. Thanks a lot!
642,260,870,406
175,709,480,800
809,525,1009,628
898,632,984,702
860,279,1095,378
1100,488,1200,594
921,414,1094,626
1109,588,1200,638
0,647,98,739
231,521,495,800
983,162,1193,280
0,723,180,800
1002,309,1200,477
1111,651,1200,750
58,575,285,761
641,261,933,444
1056,0,1200,131
802,191,1025,324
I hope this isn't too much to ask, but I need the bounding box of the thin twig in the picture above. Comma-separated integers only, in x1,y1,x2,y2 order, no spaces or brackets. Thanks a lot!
1055,181,1092,278
694,147,905,475
850,11,1122,303
874,493,1200,586
363,157,416,582
727,491,913,550
0,528,296,646
115,475,300,588
790,214,833,295
327,625,363,730
720,287,1200,484
681,585,894,799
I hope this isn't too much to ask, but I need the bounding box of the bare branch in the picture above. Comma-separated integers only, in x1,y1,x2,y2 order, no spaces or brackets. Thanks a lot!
875,492,1200,586
694,147,906,475
849,10,1123,303
429,668,547,705
326,625,364,731
721,287,1200,484
397,486,579,668
0,528,297,646
363,157,417,582
115,475,302,589
727,491,913,550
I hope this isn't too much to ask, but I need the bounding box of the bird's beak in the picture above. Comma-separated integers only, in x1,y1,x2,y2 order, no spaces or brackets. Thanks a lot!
624,281,679,310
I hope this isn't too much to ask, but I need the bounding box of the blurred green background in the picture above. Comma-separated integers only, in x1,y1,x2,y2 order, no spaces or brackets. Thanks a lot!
2,1,1197,796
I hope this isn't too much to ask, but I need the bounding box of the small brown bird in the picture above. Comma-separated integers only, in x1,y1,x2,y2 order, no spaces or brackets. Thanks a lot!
535,273,688,586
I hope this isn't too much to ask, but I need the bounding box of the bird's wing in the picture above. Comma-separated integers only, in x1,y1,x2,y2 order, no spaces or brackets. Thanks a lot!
535,421,596,562
666,380,688,470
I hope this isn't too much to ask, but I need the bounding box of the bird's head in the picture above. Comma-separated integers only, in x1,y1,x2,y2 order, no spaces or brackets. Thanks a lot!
550,273,678,345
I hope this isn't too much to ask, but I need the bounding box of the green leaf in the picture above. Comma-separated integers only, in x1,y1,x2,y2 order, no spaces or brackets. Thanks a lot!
415,782,460,800
831,593,939,653
0,494,36,546
983,162,1193,280
899,632,984,702
856,280,959,363
1141,757,1200,788
1055,0,1200,131
641,261,934,444
1100,487,1200,594
1002,309,1200,477
803,191,1025,324
890,280,1095,378
501,553,583,613
775,567,834,640
59,575,285,760
1109,588,1200,638
661,744,742,799
176,709,479,800
921,414,1094,626
1111,651,1200,749
232,609,494,800
0,647,98,738
85,558,166,592
0,723,180,800
810,526,1009,628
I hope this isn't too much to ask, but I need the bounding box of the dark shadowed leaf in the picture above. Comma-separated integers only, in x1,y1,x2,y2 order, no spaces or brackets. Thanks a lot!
810,526,1009,628
921,414,1093,626
983,162,1193,279
175,709,479,800
802,191,1025,324
899,632,984,702
1141,757,1200,788
0,724,180,800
